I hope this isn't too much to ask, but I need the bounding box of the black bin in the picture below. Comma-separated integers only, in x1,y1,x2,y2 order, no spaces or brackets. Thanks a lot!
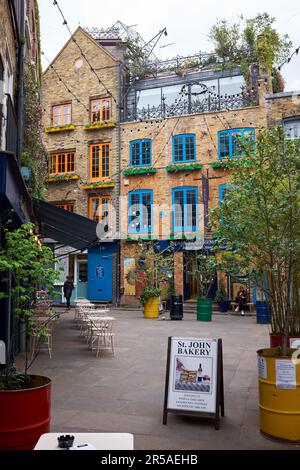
170,295,183,321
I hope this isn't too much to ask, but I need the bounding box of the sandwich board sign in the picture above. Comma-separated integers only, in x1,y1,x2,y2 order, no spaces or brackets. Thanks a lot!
163,337,224,430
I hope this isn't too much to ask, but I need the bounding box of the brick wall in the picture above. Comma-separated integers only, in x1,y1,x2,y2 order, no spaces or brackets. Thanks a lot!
266,92,300,128
120,104,268,239
42,27,120,221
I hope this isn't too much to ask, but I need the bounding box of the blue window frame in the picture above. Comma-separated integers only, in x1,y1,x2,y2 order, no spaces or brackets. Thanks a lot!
128,190,153,233
172,134,196,163
130,139,152,166
219,184,232,202
218,128,255,159
172,187,198,232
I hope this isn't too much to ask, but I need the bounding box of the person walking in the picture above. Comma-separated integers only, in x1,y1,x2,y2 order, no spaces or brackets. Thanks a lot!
235,286,247,316
63,276,74,309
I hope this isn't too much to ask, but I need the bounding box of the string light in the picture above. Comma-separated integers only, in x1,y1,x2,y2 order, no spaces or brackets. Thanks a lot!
42,50,89,113
278,44,300,70
52,0,117,104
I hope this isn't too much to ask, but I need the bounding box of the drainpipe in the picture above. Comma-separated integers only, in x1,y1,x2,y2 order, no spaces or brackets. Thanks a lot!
115,62,122,306
16,0,25,163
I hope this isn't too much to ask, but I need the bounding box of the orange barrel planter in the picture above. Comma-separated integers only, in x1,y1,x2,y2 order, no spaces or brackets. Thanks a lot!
0,375,51,450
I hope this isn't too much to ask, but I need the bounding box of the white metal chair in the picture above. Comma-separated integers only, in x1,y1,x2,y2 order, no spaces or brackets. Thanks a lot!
30,317,53,359
90,317,115,357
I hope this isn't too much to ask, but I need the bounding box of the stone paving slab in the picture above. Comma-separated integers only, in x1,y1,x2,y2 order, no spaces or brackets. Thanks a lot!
25,308,300,450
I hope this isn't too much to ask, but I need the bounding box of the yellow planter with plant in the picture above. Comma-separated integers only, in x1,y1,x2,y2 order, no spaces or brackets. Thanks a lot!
140,287,160,319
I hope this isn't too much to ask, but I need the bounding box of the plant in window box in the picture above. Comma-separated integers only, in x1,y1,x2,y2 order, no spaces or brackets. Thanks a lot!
84,121,116,130
166,163,202,173
81,180,115,189
45,124,75,133
46,173,79,182
0,222,60,450
210,127,300,442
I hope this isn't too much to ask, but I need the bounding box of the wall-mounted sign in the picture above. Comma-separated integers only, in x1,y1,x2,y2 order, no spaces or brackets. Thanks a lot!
163,337,224,429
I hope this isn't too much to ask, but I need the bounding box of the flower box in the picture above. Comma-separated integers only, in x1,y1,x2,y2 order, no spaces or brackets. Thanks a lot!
211,161,230,169
166,163,202,173
45,124,75,133
123,167,157,176
46,173,79,183
84,121,116,131
81,181,116,190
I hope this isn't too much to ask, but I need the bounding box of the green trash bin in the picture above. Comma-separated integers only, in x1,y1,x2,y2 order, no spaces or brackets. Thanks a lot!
197,298,212,322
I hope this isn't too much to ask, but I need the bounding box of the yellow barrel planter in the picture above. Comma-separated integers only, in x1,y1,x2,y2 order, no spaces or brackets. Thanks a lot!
143,297,159,319
257,348,300,442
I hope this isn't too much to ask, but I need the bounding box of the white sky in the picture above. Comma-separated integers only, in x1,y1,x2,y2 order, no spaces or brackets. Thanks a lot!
39,0,300,91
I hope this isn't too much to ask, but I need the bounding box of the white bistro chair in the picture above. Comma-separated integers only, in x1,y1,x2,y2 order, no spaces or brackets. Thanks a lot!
89,317,115,357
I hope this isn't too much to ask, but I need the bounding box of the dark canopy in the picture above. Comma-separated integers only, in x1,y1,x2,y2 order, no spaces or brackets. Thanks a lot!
33,199,103,250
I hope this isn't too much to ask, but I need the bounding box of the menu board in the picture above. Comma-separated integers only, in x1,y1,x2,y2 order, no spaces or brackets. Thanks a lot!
163,337,224,431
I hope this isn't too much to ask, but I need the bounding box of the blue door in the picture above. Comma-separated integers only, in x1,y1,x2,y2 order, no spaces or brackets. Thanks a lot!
88,247,113,301
77,261,88,299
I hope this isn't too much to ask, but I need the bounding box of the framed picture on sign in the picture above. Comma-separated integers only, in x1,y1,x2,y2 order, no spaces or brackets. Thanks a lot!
163,337,224,429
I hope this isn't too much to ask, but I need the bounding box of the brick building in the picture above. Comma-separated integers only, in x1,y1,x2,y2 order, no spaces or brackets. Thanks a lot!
0,0,42,367
42,27,124,303
42,24,300,306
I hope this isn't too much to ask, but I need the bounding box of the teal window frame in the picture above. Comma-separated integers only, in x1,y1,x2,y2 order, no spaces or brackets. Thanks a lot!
130,139,152,167
218,128,255,159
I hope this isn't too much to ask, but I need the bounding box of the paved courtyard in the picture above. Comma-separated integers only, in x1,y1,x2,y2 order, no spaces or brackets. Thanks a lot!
28,308,299,450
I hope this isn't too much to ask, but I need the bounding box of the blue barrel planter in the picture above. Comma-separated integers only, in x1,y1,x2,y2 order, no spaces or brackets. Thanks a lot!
197,298,212,322
256,301,271,324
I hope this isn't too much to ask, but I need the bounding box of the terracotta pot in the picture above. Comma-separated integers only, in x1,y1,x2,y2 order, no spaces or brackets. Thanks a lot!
0,375,51,450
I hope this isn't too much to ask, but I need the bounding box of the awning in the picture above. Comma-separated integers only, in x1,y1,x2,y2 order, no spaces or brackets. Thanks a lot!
33,199,104,250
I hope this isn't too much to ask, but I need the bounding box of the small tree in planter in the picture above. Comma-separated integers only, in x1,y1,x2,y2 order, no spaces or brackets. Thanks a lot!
210,126,300,441
0,222,59,449
138,242,174,318
187,250,218,321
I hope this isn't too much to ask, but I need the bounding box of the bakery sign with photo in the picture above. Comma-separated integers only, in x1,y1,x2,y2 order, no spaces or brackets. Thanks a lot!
163,337,224,429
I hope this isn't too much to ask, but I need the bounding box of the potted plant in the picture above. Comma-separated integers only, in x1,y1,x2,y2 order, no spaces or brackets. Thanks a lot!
187,251,218,322
215,285,230,313
0,222,59,450
138,242,173,319
140,286,162,319
210,127,300,441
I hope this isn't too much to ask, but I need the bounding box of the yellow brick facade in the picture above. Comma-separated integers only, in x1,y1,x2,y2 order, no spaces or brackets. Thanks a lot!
42,27,120,220
42,27,300,306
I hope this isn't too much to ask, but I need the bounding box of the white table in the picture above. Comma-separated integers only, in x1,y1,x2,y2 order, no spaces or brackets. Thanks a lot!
34,433,134,450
